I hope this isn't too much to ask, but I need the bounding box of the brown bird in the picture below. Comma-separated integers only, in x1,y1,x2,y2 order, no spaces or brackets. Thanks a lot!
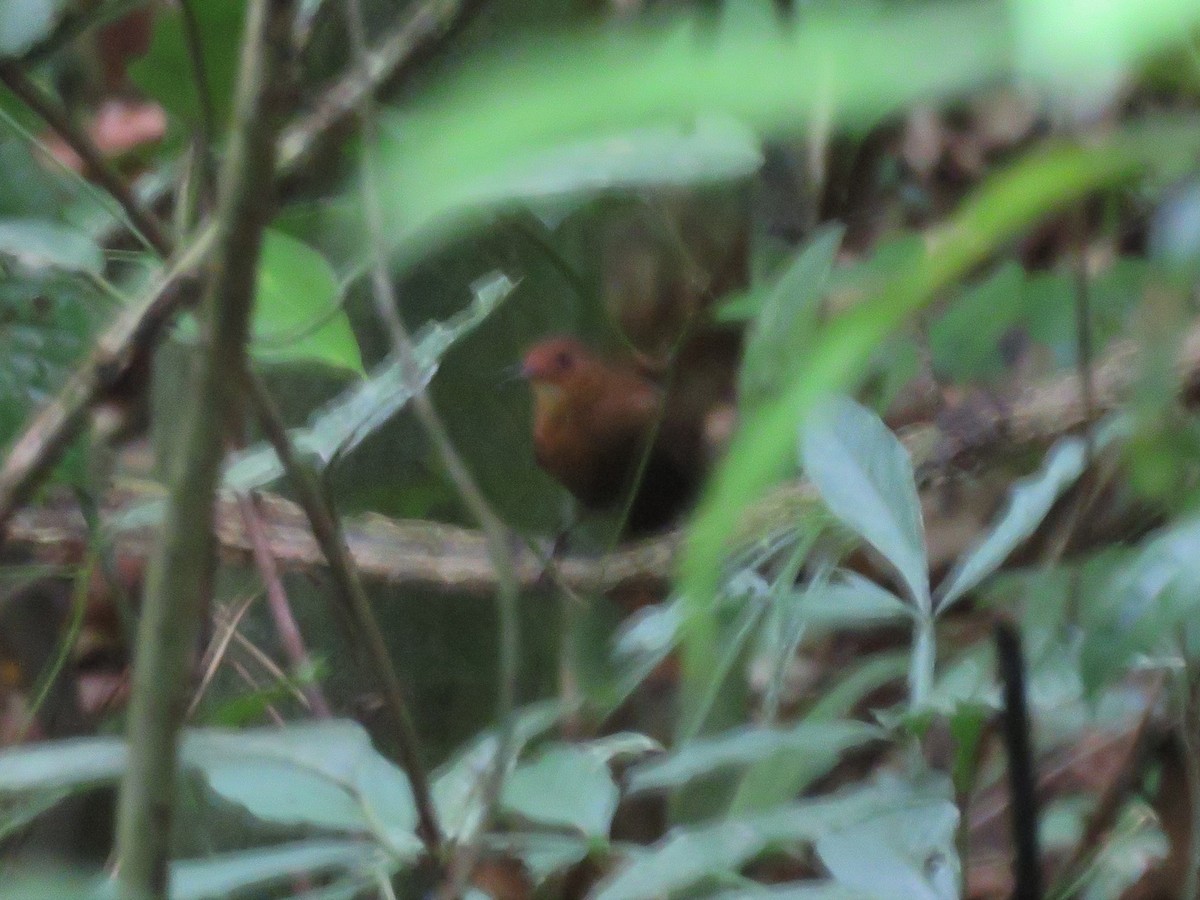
521,336,703,536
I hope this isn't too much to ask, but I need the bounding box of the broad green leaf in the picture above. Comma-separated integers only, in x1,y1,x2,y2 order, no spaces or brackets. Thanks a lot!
502,745,618,838
170,840,387,900
432,702,561,840
252,230,362,373
800,396,929,610
937,420,1128,612
741,224,844,409
815,790,959,899
0,218,103,276
627,721,879,795
185,722,422,857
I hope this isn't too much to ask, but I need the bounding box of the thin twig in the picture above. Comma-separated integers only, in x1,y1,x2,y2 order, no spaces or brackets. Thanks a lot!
244,371,443,853
277,0,489,172
340,0,519,888
0,61,172,256
237,492,332,718
114,1,297,894
188,592,260,719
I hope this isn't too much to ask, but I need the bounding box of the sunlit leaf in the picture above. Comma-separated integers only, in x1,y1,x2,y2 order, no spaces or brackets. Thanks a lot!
252,230,362,373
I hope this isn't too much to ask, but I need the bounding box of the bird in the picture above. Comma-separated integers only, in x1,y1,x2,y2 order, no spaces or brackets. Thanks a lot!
520,336,704,537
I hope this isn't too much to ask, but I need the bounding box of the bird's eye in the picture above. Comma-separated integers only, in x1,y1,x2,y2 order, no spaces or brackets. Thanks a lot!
555,350,574,371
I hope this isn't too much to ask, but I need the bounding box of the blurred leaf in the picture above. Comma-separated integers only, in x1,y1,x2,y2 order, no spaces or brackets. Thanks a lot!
593,776,957,900
0,0,68,57
801,396,929,610
438,114,763,211
1076,801,1168,900
929,262,1025,382
937,420,1127,612
1081,516,1200,692
170,840,388,900
483,833,592,884
681,132,1161,734
791,571,911,631
0,218,103,275
628,721,879,795
815,781,958,900
381,3,1011,239
0,275,99,485
252,230,362,373
503,744,618,837
741,224,844,410
185,722,422,857
0,736,125,793
128,0,246,130
432,702,561,840
222,271,513,491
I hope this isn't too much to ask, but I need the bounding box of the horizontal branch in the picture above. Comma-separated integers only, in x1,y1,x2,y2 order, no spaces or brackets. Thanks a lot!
9,313,1200,594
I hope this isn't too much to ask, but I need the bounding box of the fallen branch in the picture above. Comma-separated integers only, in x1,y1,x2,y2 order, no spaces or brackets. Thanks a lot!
10,312,1200,595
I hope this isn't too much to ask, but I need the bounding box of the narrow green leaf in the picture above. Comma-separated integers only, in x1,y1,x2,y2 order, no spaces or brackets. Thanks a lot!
741,224,844,409
0,736,126,794
937,420,1127,612
170,840,387,900
628,721,879,795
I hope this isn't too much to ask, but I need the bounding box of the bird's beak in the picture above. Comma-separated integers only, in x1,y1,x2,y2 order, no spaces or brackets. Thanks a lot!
496,361,527,388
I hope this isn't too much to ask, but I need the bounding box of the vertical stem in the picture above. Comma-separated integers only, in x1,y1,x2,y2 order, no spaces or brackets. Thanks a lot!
114,1,295,896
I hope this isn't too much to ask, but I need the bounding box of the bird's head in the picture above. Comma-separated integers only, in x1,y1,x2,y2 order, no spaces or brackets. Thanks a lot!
520,336,600,410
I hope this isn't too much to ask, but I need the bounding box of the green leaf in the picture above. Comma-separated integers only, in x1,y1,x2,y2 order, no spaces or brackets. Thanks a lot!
928,262,1026,382
800,396,929,610
0,0,68,58
128,1,246,130
936,420,1128,612
432,702,561,840
503,745,618,838
223,271,513,490
627,721,879,795
593,776,957,900
681,133,1161,739
741,224,844,410
170,840,387,900
0,736,125,794
790,572,912,631
815,785,959,899
184,722,422,857
483,833,592,884
253,230,362,373
0,218,103,276
439,114,763,211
